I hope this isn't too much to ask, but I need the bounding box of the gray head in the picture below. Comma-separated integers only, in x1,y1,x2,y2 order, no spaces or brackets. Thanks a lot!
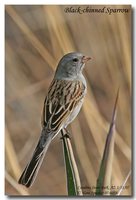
55,52,91,79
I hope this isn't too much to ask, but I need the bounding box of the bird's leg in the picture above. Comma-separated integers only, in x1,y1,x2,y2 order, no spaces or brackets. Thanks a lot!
60,128,71,140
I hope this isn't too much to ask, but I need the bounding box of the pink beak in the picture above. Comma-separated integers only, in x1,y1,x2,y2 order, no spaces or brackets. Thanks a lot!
82,56,91,63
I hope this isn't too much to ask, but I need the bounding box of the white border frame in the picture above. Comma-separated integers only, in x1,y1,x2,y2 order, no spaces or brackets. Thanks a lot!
2,1,135,199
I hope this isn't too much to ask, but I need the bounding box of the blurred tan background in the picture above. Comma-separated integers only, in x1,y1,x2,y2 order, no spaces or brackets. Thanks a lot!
5,5,131,196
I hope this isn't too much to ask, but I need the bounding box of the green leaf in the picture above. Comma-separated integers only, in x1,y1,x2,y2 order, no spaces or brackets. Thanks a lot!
95,89,119,196
61,130,77,196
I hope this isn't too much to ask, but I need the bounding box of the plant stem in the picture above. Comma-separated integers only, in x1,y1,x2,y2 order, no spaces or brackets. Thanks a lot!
61,129,82,196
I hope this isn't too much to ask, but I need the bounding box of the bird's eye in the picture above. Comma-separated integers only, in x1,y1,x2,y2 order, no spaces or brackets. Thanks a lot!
73,58,79,62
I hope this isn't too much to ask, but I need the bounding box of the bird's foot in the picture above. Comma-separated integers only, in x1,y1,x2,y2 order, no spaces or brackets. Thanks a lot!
60,128,71,140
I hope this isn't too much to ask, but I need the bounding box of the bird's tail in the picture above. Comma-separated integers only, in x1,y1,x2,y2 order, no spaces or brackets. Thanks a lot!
18,130,52,187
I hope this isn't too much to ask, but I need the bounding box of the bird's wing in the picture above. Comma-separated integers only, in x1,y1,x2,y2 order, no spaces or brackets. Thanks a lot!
41,79,85,133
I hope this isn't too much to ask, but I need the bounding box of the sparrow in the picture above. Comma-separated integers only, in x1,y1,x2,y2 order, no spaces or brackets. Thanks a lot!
18,52,91,187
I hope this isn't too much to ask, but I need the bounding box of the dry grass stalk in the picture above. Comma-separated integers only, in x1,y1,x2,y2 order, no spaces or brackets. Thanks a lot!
84,85,131,161
71,119,96,186
102,90,119,195
6,5,56,68
43,6,75,54
5,171,29,195
5,127,21,180
117,170,131,195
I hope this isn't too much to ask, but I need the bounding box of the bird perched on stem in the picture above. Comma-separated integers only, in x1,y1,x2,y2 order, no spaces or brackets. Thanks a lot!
18,52,91,187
